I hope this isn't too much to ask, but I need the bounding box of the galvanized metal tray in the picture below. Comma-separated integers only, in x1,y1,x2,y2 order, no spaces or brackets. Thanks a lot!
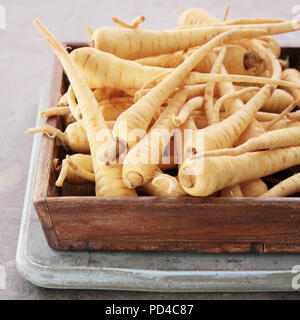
16,86,300,292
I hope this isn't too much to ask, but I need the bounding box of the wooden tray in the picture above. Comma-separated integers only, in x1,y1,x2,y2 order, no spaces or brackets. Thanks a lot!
33,44,300,253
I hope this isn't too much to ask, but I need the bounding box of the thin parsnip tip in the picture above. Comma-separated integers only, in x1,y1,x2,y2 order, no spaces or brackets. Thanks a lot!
87,26,93,37
26,128,34,134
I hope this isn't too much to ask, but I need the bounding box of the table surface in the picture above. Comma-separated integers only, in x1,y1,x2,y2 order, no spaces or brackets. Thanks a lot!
2,0,300,300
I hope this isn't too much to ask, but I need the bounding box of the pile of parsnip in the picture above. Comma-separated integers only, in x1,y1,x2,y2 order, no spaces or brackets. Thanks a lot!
28,7,300,198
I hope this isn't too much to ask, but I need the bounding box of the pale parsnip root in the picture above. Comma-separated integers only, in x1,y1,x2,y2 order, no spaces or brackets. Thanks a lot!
32,11,300,199
239,88,294,113
27,121,115,154
113,29,268,149
172,96,204,127
70,47,300,91
214,87,260,115
265,119,300,131
141,168,187,197
179,146,300,197
136,51,185,68
91,20,300,60
93,87,126,103
55,154,94,187
184,83,273,155
282,68,300,101
134,84,206,102
27,122,90,154
204,127,300,157
222,46,263,76
241,179,268,197
40,107,71,119
177,8,283,199
262,100,298,130
65,155,95,182
33,19,136,197
58,92,68,106
260,173,300,197
231,41,281,146
204,45,227,124
112,15,145,29
122,88,188,188
224,18,285,26
220,185,244,197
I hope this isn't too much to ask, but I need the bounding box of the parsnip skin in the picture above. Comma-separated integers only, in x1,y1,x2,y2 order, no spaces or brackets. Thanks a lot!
185,84,273,154
140,168,187,197
28,121,117,154
182,9,268,199
55,154,94,186
71,47,169,90
91,20,300,60
113,29,268,149
57,157,185,197
179,146,300,197
136,51,185,68
187,39,281,154
240,88,294,113
260,173,300,197
70,46,295,92
31,14,300,199
178,8,284,28
220,185,244,197
241,179,268,197
204,127,300,157
33,19,136,197
122,89,188,188
282,68,300,100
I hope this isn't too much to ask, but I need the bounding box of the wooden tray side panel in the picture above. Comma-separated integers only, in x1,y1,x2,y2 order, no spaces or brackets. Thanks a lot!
34,200,61,250
33,56,65,246
45,197,300,253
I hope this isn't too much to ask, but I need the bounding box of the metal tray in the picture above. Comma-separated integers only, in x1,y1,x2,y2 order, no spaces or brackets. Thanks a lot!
16,86,300,292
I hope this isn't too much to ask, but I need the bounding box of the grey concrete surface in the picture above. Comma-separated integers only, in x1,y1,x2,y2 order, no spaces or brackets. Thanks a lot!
1,0,300,300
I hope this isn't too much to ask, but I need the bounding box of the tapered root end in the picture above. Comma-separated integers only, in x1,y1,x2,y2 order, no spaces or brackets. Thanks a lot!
33,19,50,40
55,159,69,187
87,26,93,38
39,111,47,119
179,168,196,189
26,128,35,134
32,18,41,28
26,127,43,134
177,5,185,14
124,172,144,188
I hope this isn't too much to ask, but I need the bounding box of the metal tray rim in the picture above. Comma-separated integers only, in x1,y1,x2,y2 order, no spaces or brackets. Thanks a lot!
16,87,300,292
